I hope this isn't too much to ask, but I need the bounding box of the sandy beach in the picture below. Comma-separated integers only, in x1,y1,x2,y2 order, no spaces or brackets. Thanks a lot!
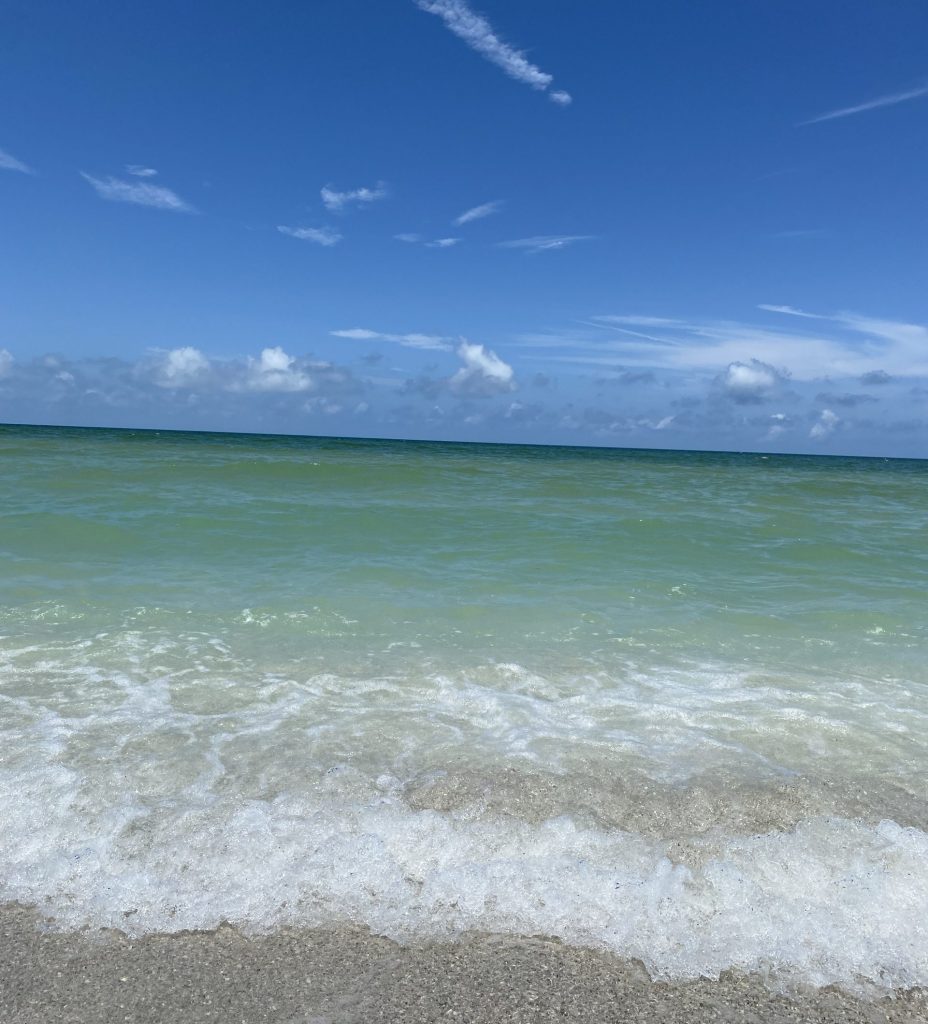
2,905,925,1024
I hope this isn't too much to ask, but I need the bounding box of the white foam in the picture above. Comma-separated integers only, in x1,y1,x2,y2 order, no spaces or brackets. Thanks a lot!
3,627,928,994
2,761,927,994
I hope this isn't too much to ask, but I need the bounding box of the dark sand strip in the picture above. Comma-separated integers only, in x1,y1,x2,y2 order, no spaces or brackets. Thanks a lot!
1,906,925,1024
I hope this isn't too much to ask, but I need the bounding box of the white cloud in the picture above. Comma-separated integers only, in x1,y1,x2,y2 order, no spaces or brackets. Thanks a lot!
241,347,312,393
766,413,789,440
414,0,570,103
545,308,928,381
799,83,928,125
0,148,32,174
758,306,928,378
450,339,515,393
454,200,503,225
498,235,593,254
126,165,158,177
81,173,195,212
0,349,13,377
719,360,782,403
597,315,685,327
155,347,210,387
321,182,387,213
810,408,840,439
549,90,572,106
331,328,453,351
395,233,460,249
331,328,380,340
277,225,342,246
757,304,827,320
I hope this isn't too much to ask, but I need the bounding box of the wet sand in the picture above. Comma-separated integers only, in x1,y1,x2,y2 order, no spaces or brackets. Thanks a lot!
1,906,925,1024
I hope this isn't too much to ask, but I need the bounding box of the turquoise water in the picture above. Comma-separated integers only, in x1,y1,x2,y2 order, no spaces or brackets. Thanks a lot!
1,424,927,991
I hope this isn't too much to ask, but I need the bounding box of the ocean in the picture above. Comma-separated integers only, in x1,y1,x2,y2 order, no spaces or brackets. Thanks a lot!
1,424,926,996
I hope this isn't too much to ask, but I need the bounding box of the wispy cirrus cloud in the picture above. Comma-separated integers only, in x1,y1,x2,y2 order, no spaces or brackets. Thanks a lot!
331,328,453,351
414,0,571,105
394,233,460,248
498,235,593,254
757,304,826,319
518,306,928,382
81,173,195,212
126,164,158,178
321,182,387,213
454,200,504,225
597,315,685,328
799,82,928,125
277,224,343,246
0,147,33,174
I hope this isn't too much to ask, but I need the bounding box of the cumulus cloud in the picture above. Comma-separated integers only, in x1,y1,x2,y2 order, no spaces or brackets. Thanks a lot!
450,340,515,394
151,346,320,394
765,413,789,440
155,347,210,387
414,0,571,105
498,235,593,254
240,347,312,393
331,328,452,351
0,147,32,174
860,369,892,386
454,200,503,225
810,408,840,439
277,225,342,246
424,237,460,248
126,165,158,177
81,173,195,212
0,347,374,435
718,360,783,403
321,182,387,213
0,349,13,377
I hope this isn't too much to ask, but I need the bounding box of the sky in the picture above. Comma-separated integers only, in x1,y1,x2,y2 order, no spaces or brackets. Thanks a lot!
1,0,927,457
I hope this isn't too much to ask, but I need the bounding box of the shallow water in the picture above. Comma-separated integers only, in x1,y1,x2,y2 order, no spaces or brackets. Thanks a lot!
1,424,926,992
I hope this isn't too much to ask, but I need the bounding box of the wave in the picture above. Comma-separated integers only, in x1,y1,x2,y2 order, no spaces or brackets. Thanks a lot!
2,765,927,995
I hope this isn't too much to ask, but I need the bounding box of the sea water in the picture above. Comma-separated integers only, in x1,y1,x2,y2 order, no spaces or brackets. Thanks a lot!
1,424,926,992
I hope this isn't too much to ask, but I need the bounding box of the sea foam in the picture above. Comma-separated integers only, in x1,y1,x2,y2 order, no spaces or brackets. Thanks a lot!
2,760,927,995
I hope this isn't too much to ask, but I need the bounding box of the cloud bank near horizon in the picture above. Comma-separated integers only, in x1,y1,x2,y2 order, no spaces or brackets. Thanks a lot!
1,306,924,455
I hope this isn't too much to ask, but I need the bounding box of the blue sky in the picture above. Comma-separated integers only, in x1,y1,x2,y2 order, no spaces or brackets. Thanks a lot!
1,0,927,456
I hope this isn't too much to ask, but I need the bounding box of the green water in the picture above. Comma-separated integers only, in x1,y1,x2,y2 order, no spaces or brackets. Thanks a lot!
1,424,927,991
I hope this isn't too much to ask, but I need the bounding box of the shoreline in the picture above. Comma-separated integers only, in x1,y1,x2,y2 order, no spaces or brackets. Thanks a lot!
2,906,925,1024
